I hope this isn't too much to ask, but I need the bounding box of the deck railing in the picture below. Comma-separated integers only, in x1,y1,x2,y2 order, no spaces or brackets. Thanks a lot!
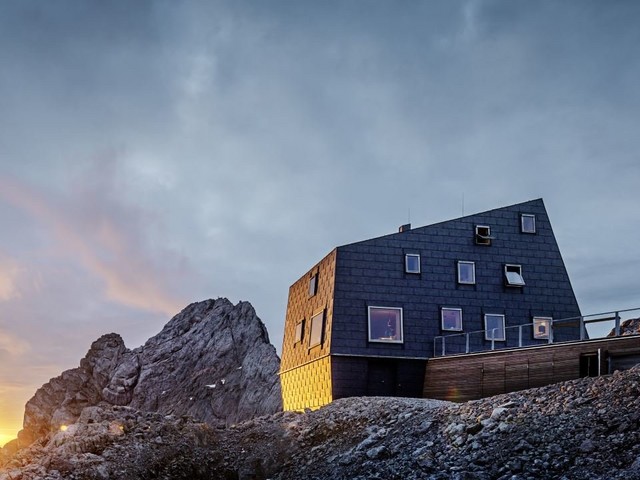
433,307,640,357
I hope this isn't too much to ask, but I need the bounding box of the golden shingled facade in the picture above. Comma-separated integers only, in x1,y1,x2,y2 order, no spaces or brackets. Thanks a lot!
280,249,336,411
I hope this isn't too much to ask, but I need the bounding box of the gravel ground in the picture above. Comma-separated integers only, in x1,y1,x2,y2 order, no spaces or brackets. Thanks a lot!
3,366,640,479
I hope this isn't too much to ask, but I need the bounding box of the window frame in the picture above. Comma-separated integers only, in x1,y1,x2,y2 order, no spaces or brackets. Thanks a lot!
533,316,552,340
504,264,526,287
367,306,404,344
475,225,492,246
457,261,476,285
405,253,421,274
308,310,325,348
521,214,536,234
294,319,305,344
441,307,463,332
308,273,318,297
484,314,506,341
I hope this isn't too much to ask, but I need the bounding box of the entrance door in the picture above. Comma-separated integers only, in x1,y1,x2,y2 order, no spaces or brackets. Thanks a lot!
580,352,600,377
367,360,397,396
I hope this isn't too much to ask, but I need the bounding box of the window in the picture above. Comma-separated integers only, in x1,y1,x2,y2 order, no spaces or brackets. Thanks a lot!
368,306,403,343
475,225,492,245
309,311,324,347
485,314,505,341
521,214,536,233
533,317,551,339
441,308,463,331
294,319,305,343
505,264,525,286
457,261,476,284
309,273,318,297
405,254,420,274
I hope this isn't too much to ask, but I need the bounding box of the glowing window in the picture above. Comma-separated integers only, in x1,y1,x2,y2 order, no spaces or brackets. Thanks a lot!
441,308,463,331
368,306,403,343
533,317,551,339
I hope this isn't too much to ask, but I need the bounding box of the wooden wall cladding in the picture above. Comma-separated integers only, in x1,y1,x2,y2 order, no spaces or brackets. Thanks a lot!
423,336,640,402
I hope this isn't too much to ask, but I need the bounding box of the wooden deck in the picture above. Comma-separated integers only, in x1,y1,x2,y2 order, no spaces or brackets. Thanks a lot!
423,335,640,402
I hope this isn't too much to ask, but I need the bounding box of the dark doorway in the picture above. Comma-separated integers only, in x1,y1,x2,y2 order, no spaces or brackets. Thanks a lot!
367,360,397,396
580,352,599,377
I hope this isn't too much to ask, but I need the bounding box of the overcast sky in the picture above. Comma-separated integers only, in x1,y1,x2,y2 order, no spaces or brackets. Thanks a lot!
1,0,639,444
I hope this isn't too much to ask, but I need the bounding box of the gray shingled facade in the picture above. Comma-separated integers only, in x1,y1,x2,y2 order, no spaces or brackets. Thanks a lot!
280,198,582,409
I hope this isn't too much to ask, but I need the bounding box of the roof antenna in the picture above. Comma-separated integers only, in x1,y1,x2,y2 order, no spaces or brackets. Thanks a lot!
462,193,465,217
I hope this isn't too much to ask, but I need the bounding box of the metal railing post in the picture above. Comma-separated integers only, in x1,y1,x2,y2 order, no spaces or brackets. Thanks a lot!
465,333,470,354
491,328,496,350
615,311,621,336
580,316,586,341
441,336,446,356
548,319,554,344
518,325,523,347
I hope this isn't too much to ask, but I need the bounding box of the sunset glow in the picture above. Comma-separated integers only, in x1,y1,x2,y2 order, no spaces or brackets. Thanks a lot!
0,429,17,447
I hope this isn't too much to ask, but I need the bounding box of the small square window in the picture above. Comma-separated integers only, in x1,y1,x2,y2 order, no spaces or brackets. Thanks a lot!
405,254,421,274
505,264,525,287
533,317,551,339
485,314,505,341
309,273,318,297
441,308,463,331
368,306,403,343
457,261,476,284
309,311,324,347
294,319,305,343
521,214,536,233
475,225,492,245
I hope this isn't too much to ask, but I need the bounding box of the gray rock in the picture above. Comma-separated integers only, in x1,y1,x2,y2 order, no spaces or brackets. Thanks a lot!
18,298,281,446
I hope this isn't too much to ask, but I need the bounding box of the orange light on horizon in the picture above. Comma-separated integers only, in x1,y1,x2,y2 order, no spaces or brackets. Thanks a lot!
0,431,17,448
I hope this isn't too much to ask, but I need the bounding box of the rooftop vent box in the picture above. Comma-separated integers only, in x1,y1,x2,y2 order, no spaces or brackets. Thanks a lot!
399,223,411,233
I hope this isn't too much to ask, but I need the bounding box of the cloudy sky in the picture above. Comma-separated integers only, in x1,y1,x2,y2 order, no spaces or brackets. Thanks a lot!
1,0,639,444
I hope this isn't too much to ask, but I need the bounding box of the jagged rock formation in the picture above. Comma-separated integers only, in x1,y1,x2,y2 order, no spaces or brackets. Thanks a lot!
3,366,640,479
608,317,640,336
15,298,281,448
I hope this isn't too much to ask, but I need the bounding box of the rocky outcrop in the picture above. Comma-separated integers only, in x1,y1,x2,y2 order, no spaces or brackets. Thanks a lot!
608,317,640,336
15,298,281,448
4,366,640,479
